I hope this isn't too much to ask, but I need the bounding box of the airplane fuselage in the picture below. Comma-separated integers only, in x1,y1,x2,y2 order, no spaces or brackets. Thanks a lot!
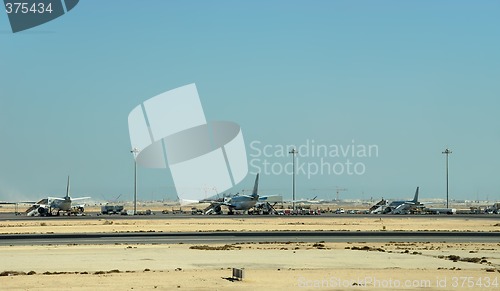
388,201,415,208
49,198,72,211
203,174,260,215
227,195,258,211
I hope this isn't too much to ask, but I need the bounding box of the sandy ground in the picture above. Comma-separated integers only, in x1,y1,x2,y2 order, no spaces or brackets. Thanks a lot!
1,242,499,290
1,216,499,290
1,217,499,234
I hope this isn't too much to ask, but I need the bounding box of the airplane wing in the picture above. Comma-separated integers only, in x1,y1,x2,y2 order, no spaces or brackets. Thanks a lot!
291,200,320,204
421,201,446,205
1,201,38,204
258,195,283,203
207,200,243,207
71,197,91,201
49,197,66,201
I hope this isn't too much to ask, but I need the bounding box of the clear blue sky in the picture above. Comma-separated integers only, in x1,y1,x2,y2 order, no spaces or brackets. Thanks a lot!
1,1,499,202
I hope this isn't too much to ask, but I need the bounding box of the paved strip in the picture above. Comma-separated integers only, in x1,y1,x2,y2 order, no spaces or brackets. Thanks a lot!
0,231,498,245
0,213,497,221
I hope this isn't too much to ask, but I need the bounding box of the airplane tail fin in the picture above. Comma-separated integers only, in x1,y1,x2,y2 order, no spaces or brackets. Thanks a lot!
412,187,419,203
65,176,70,199
251,174,259,198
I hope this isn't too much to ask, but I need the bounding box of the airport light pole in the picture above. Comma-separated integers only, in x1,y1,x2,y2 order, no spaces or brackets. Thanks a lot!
131,148,140,215
442,148,452,208
289,148,298,212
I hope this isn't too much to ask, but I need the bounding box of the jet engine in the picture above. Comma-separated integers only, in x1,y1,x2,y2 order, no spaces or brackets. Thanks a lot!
37,206,49,216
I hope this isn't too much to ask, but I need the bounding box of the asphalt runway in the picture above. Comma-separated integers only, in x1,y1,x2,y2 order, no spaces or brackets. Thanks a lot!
0,212,497,221
0,231,498,246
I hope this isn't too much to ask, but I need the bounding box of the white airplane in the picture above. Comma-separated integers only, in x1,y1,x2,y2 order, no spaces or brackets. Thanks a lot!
291,196,322,204
26,176,91,216
203,174,261,215
381,187,422,214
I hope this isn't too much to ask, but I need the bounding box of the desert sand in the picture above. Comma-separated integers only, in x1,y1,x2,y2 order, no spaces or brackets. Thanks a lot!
0,216,499,290
0,217,499,234
1,241,499,290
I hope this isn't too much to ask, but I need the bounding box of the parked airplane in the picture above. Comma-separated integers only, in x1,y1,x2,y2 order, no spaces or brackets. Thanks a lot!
291,196,322,204
204,174,261,215
26,176,91,216
376,187,423,214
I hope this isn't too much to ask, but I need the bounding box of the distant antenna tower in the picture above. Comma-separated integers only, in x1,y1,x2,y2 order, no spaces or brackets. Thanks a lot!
113,194,122,203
